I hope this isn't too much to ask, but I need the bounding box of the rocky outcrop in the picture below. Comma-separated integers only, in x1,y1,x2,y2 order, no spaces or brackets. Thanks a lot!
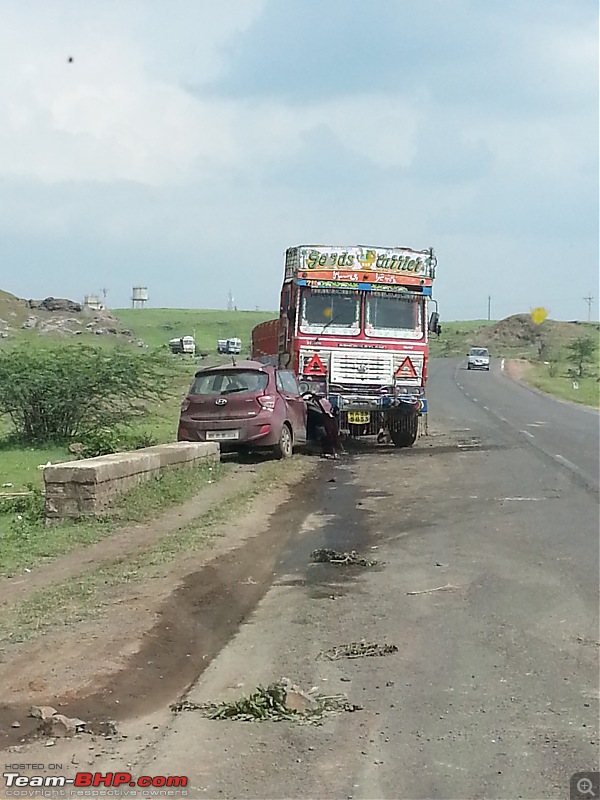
28,297,83,313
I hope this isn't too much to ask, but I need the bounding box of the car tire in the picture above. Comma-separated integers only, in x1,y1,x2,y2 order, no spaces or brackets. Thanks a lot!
273,423,293,460
467,364,471,370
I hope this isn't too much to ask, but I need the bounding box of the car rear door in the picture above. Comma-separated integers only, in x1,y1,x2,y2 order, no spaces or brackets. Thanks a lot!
276,370,307,443
184,370,268,421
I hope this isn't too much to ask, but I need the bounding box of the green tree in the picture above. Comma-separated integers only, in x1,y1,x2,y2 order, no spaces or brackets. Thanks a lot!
566,336,598,379
0,344,169,444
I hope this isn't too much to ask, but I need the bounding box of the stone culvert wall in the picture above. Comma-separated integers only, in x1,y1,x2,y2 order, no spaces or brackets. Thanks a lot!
43,442,220,521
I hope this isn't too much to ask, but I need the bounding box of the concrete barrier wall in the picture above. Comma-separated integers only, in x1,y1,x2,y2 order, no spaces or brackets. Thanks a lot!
44,442,220,521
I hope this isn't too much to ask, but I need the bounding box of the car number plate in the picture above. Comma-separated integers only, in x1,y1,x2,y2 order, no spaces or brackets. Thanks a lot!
347,411,370,425
206,430,240,441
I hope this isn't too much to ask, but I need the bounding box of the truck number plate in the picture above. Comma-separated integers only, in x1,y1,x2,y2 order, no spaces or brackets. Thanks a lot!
347,411,370,425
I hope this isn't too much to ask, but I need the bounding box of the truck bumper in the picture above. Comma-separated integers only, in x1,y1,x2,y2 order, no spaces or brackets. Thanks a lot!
337,399,425,436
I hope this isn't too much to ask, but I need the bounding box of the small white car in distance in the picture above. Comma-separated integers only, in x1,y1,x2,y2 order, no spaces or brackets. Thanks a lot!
467,347,490,370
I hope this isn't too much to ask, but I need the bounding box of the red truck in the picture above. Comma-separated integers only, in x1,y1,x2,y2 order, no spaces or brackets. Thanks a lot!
251,244,440,447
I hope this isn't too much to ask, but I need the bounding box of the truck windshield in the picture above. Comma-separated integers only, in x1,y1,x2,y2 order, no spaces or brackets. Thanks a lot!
299,290,360,335
365,295,423,339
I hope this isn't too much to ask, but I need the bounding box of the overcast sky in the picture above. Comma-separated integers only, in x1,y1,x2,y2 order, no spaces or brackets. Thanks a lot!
0,0,597,320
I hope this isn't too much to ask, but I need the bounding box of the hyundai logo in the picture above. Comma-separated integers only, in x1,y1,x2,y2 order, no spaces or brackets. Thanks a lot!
215,398,228,405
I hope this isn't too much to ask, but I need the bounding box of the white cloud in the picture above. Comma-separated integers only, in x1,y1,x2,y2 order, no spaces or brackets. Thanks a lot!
0,1,264,184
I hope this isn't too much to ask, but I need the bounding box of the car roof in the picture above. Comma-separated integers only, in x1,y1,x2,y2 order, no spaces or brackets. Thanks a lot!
194,360,270,377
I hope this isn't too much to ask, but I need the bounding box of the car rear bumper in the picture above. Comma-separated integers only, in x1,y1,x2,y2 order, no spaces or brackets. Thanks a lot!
177,415,283,448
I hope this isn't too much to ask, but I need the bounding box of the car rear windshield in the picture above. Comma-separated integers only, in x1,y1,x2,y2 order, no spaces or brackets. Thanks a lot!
470,348,489,356
190,370,268,396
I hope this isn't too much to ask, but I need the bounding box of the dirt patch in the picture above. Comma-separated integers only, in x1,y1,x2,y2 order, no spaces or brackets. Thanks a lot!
0,463,262,607
504,358,533,382
0,459,316,749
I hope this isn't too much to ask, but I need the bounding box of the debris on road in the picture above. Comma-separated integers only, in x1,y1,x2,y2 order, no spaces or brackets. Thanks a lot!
406,583,461,595
319,642,399,660
310,548,378,567
170,679,362,724
29,705,58,720
44,714,87,737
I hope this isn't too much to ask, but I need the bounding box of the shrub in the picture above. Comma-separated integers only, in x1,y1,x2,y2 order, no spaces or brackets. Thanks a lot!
78,428,158,459
0,484,45,521
0,343,169,444
567,337,597,378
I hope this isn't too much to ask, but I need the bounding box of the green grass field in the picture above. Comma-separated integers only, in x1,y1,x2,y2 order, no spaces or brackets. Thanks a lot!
522,362,599,408
113,308,276,352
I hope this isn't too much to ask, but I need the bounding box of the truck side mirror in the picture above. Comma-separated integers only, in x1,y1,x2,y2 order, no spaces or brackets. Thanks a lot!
428,312,441,336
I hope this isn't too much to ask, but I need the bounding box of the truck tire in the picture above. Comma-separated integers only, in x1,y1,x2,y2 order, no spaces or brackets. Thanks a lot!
273,423,293,459
390,415,419,448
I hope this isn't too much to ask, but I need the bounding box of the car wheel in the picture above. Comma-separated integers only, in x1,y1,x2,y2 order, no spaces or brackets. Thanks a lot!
273,423,293,459
467,364,471,370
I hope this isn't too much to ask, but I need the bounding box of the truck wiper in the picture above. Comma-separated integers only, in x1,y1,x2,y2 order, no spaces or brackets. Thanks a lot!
314,311,344,345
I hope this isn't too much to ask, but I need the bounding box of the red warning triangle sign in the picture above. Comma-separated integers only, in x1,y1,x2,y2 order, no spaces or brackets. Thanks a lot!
303,353,327,376
395,356,417,379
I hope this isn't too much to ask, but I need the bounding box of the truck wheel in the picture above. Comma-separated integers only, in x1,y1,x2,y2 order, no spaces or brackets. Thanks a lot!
273,423,293,459
390,416,418,448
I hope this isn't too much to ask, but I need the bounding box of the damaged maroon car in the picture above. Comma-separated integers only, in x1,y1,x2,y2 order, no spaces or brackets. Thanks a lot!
177,361,307,459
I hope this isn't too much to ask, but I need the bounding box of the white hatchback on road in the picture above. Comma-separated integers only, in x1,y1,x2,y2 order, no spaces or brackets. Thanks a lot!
467,347,490,370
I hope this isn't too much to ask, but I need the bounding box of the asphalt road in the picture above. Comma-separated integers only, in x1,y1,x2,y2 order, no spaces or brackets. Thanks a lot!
454,358,599,495
139,359,599,800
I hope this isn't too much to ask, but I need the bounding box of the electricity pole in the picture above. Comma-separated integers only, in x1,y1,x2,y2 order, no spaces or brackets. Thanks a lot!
583,295,594,322
487,295,491,321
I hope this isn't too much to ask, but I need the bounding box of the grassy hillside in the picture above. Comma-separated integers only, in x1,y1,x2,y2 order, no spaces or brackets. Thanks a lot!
113,308,277,353
430,316,599,360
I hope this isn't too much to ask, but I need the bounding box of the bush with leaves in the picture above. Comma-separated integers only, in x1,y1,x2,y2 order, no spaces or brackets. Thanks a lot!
567,337,598,379
0,343,170,444
78,428,158,459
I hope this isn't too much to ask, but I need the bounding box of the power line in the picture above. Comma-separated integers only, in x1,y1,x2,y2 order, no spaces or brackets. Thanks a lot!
583,295,594,322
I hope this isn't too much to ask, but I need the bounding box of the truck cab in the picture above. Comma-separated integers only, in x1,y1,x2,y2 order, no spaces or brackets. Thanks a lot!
252,244,439,447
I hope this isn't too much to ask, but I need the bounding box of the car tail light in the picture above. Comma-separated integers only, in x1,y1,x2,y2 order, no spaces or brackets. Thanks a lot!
257,395,275,411
180,398,190,412
259,424,271,435
178,426,190,441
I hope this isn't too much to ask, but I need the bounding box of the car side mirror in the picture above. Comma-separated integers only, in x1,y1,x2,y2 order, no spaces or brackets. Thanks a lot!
428,311,440,333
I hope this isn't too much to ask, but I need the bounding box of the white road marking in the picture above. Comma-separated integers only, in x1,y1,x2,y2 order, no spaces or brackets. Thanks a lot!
502,497,544,502
499,416,507,423
483,405,489,410
501,359,505,371
472,398,478,402
555,454,578,472
520,430,535,438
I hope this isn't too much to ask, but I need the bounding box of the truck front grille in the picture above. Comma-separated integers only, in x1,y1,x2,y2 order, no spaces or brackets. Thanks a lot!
330,351,393,385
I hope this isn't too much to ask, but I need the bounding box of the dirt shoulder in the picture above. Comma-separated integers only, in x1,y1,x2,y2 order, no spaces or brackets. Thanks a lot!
2,463,260,606
0,455,315,752
503,357,532,382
